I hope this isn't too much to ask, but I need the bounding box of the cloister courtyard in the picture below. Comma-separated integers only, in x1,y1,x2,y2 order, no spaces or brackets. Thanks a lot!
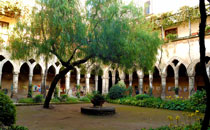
16,103,201,130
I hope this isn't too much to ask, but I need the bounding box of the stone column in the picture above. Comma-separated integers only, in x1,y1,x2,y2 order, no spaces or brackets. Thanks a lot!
95,75,98,91
29,73,33,86
161,75,166,99
102,76,106,94
12,71,19,95
138,76,144,94
85,73,90,93
119,72,125,83
41,73,47,95
149,72,153,91
0,72,2,88
65,72,70,96
206,67,210,79
76,71,80,86
175,72,179,88
105,77,109,93
188,75,195,97
129,73,133,87
112,71,116,85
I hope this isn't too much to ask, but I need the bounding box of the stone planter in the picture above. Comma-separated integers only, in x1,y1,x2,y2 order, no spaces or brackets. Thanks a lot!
91,99,105,107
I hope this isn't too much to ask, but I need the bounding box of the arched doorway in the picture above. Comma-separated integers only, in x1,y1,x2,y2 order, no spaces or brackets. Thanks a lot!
124,73,129,87
153,67,161,97
143,73,149,94
46,65,56,94
70,68,77,96
80,67,86,95
108,71,112,90
132,70,138,96
59,68,66,95
166,65,175,97
115,70,120,84
195,63,205,91
18,63,29,97
32,64,42,95
2,61,14,95
178,64,189,99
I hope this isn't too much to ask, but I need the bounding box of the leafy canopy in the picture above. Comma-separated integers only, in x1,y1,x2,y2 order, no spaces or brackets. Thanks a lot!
9,0,162,72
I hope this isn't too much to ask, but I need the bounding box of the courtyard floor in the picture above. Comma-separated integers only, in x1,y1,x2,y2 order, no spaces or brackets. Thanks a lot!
16,103,199,130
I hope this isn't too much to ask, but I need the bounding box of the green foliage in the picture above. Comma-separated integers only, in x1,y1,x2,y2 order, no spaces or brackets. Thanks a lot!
135,94,150,100
91,94,105,106
76,85,81,98
107,91,206,112
54,86,59,99
60,94,68,102
9,0,162,74
79,96,90,102
92,94,105,101
51,98,60,103
189,90,206,112
27,85,33,98
141,122,202,130
127,86,133,96
6,125,28,130
166,34,178,41
33,94,43,103
108,84,126,100
66,97,79,103
0,91,16,126
86,91,99,100
150,5,200,29
18,98,33,103
205,26,210,32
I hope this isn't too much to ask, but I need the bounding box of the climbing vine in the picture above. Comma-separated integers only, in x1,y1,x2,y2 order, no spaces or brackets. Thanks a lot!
0,0,29,18
150,5,203,29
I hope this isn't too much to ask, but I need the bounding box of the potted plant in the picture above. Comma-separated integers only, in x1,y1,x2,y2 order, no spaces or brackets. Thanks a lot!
91,94,105,107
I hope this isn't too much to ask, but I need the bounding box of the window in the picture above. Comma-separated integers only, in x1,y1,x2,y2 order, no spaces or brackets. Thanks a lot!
144,1,150,15
165,28,177,36
0,21,9,30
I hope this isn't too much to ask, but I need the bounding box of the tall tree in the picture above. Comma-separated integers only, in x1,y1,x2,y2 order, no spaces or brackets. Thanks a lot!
199,0,210,129
8,0,162,108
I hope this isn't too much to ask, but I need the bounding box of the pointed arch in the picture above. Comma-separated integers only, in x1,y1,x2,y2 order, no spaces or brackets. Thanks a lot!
2,61,14,95
18,63,30,97
178,64,189,99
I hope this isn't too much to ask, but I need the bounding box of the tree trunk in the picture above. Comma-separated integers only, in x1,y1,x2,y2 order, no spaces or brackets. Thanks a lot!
41,61,48,97
199,0,210,129
43,67,71,108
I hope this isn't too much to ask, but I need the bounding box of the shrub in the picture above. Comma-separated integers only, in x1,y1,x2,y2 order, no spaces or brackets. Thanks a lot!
189,90,206,112
33,94,43,103
126,86,133,96
108,85,126,99
66,97,79,103
135,94,150,100
18,98,33,103
79,96,90,102
0,91,16,126
7,125,28,130
27,85,33,98
51,98,60,103
91,94,105,106
54,86,59,99
60,94,68,102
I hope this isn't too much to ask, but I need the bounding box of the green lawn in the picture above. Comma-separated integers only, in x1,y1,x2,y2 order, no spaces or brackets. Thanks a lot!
16,103,201,130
